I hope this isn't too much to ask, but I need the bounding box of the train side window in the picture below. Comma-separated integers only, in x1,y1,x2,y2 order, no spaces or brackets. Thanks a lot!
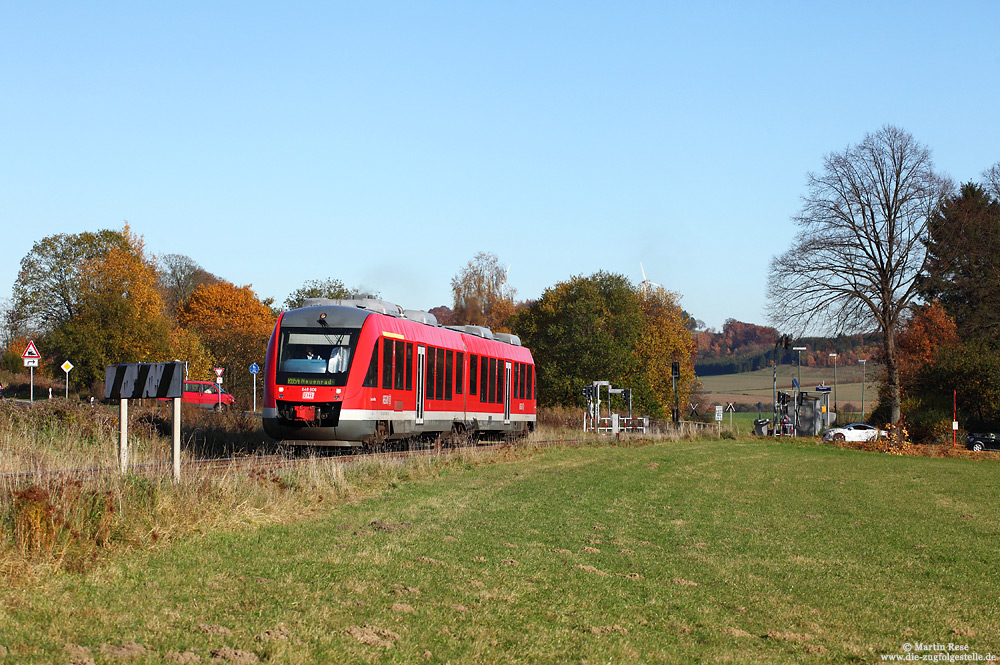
435,347,445,400
455,352,464,395
363,339,379,388
480,357,489,401
394,340,405,390
382,338,393,389
515,363,522,399
527,365,533,400
497,360,504,403
405,343,413,391
470,355,478,396
445,350,453,401
488,358,497,403
426,347,436,400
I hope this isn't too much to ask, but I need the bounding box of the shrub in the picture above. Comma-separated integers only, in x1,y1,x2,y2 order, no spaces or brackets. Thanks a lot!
12,486,56,556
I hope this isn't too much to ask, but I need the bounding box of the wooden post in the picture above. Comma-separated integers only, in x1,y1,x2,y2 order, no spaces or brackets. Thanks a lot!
172,397,181,481
119,398,129,473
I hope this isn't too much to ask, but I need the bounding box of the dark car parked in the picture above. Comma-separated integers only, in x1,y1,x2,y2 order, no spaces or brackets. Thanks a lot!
966,432,1000,452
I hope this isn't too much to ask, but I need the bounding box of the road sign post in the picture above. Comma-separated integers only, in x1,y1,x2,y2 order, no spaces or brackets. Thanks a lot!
213,368,224,410
249,363,260,413
61,360,74,399
22,340,41,403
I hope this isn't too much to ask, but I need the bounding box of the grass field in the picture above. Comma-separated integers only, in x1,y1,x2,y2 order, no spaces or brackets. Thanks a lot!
2,437,998,664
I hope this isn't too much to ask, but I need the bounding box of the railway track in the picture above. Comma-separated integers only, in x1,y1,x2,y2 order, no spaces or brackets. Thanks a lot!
0,438,583,488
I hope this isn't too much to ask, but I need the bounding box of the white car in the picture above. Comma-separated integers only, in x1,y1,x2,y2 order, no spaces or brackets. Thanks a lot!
822,423,888,442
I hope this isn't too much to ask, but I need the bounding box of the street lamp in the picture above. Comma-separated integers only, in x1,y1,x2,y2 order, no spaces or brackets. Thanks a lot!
792,346,807,387
828,353,838,417
859,359,867,420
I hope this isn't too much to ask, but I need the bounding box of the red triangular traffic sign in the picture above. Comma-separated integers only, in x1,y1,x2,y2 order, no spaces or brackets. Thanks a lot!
22,340,41,359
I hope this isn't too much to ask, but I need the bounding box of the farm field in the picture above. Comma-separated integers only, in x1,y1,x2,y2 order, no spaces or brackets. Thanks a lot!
2,437,998,664
698,364,879,411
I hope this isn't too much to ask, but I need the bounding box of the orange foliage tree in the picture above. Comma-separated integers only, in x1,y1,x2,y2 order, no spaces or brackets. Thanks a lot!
896,301,959,386
48,226,172,388
637,286,697,411
177,282,276,403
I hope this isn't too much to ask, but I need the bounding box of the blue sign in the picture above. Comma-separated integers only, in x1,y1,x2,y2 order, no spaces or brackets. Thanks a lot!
792,378,799,389
815,385,831,392
249,363,260,375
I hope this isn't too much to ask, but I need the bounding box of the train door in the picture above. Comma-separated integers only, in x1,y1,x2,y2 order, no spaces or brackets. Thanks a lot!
416,346,426,425
503,361,511,425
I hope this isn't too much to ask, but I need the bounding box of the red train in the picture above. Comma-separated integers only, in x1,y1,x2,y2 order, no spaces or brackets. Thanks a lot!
263,298,536,445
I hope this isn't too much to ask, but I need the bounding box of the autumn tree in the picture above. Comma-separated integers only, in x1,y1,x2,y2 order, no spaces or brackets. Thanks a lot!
48,226,172,388
167,327,216,382
509,272,695,417
767,125,951,426
895,302,959,387
637,286,698,414
428,305,457,326
177,282,276,403
12,229,128,334
157,253,221,314
451,252,516,331
284,278,353,310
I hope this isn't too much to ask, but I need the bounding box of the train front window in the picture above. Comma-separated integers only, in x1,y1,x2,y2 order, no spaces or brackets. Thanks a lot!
276,328,358,386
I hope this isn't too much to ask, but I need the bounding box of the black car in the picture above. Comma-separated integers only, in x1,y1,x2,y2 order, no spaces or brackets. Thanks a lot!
966,432,1000,452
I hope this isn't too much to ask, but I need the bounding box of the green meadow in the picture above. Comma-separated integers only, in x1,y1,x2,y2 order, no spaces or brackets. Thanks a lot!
2,437,998,664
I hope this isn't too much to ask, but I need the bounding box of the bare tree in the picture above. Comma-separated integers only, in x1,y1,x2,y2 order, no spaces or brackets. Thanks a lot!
767,125,951,426
157,254,220,314
451,252,516,331
985,162,1000,200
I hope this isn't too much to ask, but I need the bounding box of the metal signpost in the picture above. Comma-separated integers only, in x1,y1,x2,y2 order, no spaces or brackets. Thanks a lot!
859,359,867,420
828,353,838,415
105,362,183,479
22,340,41,402
214,367,224,409
249,362,260,413
61,360,74,398
791,378,800,436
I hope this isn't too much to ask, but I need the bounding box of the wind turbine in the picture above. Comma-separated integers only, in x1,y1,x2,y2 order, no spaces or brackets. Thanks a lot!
639,263,661,294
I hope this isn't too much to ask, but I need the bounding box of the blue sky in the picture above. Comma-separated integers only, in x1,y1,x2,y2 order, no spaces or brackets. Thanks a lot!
3,2,998,331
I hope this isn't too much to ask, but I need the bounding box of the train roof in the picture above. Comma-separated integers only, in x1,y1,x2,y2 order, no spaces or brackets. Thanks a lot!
284,298,527,351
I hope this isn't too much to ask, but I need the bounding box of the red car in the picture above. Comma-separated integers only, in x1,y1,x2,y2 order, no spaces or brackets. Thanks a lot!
177,380,235,410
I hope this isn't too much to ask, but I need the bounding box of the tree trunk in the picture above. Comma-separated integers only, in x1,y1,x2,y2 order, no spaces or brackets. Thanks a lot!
882,325,902,429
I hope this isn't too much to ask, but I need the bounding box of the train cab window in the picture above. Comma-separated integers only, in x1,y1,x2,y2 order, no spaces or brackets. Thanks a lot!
480,357,489,402
455,352,464,395
445,350,454,401
405,343,413,391
277,329,355,381
435,348,445,400
382,338,393,389
394,340,405,390
527,365,533,400
470,355,478,396
488,358,497,403
363,339,379,388
426,347,436,399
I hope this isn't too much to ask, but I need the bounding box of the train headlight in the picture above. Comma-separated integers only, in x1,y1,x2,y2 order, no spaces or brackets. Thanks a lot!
278,386,284,394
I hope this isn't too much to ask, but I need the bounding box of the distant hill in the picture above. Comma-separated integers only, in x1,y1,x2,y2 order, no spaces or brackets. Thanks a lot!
694,320,880,376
